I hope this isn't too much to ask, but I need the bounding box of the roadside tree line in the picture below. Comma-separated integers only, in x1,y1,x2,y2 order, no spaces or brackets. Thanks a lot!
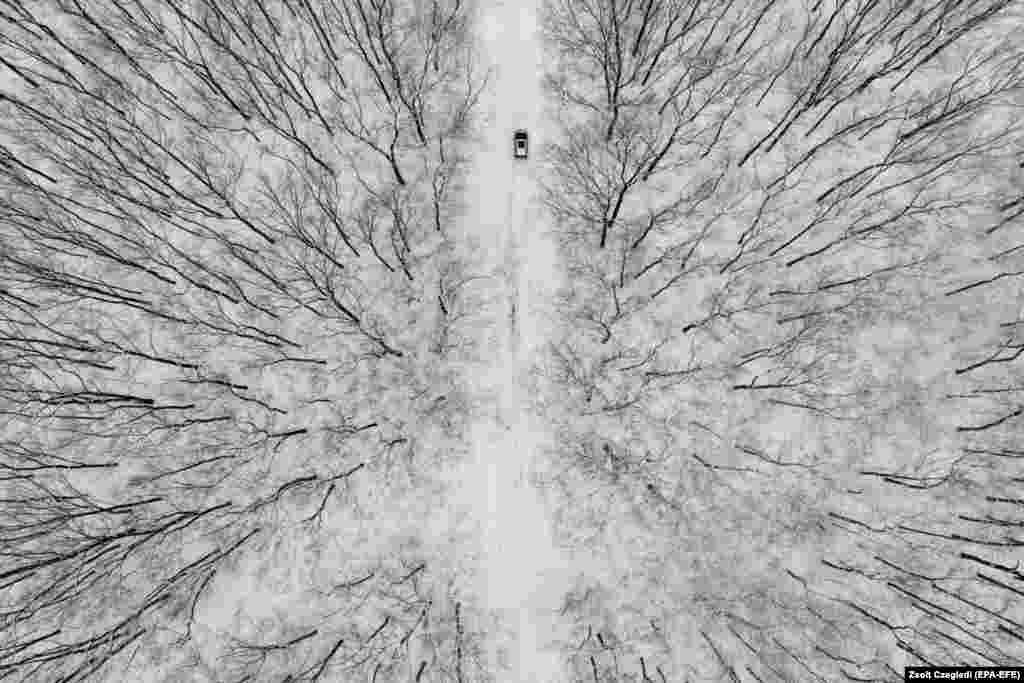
539,0,1024,678
0,0,492,680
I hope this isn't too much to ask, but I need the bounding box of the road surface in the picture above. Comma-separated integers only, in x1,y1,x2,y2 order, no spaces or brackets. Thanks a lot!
455,1,574,680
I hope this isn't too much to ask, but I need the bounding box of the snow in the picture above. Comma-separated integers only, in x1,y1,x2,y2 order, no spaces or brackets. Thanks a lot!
449,0,576,680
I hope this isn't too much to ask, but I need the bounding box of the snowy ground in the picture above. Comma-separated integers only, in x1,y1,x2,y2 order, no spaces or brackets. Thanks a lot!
451,0,576,680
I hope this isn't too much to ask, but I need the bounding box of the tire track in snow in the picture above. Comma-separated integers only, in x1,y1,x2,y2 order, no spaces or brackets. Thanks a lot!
457,1,575,681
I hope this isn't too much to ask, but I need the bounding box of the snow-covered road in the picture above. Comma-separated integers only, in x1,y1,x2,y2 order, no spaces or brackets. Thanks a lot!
455,0,574,680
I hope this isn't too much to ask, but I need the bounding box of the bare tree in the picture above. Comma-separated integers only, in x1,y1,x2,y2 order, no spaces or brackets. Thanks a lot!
207,551,492,682
0,0,488,680
540,0,1024,677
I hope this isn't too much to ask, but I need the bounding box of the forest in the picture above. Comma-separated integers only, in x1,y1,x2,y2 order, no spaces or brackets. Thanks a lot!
1,0,1023,680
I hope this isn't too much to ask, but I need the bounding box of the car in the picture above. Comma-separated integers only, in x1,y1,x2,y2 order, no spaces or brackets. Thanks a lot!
513,129,528,159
